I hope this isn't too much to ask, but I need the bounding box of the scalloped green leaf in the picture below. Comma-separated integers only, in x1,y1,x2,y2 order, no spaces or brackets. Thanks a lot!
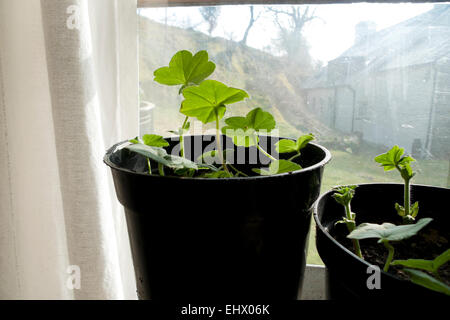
180,80,248,124
374,145,415,173
153,50,215,87
245,107,276,131
276,133,314,154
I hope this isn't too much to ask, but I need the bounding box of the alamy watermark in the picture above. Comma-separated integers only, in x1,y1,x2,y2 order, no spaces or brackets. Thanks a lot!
366,265,381,290
66,265,81,290
66,5,80,30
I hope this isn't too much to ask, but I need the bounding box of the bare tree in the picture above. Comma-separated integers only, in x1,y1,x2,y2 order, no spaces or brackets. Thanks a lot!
240,6,262,45
266,6,319,78
199,7,221,36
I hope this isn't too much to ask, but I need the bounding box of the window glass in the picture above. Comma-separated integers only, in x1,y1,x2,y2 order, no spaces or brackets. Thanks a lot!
138,3,450,264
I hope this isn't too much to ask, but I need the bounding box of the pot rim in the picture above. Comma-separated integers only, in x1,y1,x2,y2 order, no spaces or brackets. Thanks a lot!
313,182,449,281
103,134,332,181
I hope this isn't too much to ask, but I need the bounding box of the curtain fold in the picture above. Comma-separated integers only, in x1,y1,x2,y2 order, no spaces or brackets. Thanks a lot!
0,0,138,299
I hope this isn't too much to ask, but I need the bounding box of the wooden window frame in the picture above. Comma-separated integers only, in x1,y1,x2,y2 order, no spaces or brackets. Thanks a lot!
138,0,446,8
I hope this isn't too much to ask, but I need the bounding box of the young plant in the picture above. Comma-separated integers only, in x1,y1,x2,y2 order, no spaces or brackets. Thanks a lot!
347,217,433,272
153,50,216,157
127,49,315,178
374,145,418,223
276,133,315,162
180,79,249,174
332,185,363,258
391,248,450,295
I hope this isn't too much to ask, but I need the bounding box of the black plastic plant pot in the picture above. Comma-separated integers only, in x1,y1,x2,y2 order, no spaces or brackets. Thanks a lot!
104,134,331,300
314,183,449,300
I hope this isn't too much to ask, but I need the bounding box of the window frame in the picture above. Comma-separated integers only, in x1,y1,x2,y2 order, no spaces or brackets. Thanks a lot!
138,0,445,8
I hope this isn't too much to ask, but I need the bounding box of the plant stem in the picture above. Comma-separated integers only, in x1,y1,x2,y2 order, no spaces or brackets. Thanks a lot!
158,163,165,176
383,240,395,272
257,144,277,161
288,152,301,162
404,178,411,221
147,158,152,175
179,116,189,158
215,112,230,174
345,203,363,259
228,164,248,177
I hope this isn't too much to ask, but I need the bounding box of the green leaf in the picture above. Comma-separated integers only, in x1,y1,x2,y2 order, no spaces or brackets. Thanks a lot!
296,133,315,151
275,139,297,153
374,145,416,178
348,218,433,243
253,159,302,176
275,133,314,154
153,50,215,87
403,268,450,296
197,149,234,163
393,249,450,274
245,107,276,131
224,116,249,129
222,127,258,147
222,107,275,147
142,134,169,147
125,143,199,171
173,167,196,177
411,201,419,218
395,203,406,217
180,80,248,124
129,137,140,144
433,249,450,271
125,143,171,167
391,259,435,272
332,185,357,207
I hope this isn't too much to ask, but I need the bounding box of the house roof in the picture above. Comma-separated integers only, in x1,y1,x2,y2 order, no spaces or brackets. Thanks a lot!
303,4,450,89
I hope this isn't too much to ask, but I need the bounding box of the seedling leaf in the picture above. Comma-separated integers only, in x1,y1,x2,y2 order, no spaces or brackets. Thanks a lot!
222,107,275,147
142,134,169,147
392,249,449,273
245,107,276,131
253,159,301,176
153,50,215,86
332,185,357,207
275,139,297,153
434,249,450,271
125,143,199,170
181,80,248,124
296,133,315,151
403,268,450,295
197,149,234,163
391,259,435,272
347,218,433,243
276,133,314,154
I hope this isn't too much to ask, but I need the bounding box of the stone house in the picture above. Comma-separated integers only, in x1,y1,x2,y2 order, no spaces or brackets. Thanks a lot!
303,5,450,159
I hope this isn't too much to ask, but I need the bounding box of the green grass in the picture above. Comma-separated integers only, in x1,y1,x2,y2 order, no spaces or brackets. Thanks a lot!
306,148,450,265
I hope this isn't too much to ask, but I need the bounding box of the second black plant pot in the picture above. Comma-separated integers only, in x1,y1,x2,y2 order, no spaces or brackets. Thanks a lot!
315,183,449,300
105,135,331,300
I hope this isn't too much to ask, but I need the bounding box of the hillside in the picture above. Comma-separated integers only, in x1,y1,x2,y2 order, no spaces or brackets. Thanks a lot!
138,16,333,138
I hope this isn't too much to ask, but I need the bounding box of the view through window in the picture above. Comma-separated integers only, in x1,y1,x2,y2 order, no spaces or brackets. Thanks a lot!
138,3,450,264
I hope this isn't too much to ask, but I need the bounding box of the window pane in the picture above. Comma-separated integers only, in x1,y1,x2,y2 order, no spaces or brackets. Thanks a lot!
138,3,450,264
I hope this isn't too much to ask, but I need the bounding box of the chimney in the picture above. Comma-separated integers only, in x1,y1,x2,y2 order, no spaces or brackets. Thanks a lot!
355,21,377,45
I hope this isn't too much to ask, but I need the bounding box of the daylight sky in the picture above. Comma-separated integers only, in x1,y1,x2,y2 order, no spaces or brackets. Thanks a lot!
140,3,434,63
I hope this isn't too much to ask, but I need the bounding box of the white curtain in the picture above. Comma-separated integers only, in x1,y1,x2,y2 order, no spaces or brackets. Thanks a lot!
0,0,138,299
